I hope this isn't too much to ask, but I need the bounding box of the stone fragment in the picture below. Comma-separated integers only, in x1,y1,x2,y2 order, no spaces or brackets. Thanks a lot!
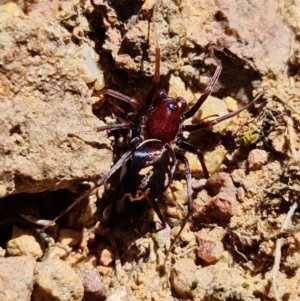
76,267,107,301
6,226,43,259
0,256,36,301
33,258,84,301
248,149,268,171
170,258,197,298
106,286,138,301
196,230,224,264
193,172,239,225
58,228,82,247
231,169,246,184
97,244,115,267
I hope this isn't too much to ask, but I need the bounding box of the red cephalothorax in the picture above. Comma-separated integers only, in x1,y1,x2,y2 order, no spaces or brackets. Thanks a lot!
145,90,187,142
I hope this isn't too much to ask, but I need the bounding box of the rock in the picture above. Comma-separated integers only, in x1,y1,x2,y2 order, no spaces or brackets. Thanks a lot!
168,73,194,103
106,286,138,301
231,169,246,184
248,149,268,171
194,96,231,134
77,44,105,89
0,11,111,197
181,0,290,76
58,228,82,247
193,172,239,225
97,265,113,276
32,258,84,301
6,226,43,259
76,267,107,301
66,193,98,228
97,245,115,267
0,256,36,301
170,258,197,298
99,0,186,76
196,229,225,264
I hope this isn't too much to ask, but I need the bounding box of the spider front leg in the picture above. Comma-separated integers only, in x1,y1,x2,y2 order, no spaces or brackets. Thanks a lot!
180,66,222,121
99,89,141,111
176,138,209,178
145,27,161,109
181,91,263,133
69,89,141,137
43,137,141,230
166,151,193,254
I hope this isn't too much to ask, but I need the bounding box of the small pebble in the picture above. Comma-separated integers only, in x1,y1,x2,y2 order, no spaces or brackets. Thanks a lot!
6,226,43,259
248,149,268,171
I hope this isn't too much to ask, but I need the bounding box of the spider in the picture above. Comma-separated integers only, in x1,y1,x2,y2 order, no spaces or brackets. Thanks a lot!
46,35,262,251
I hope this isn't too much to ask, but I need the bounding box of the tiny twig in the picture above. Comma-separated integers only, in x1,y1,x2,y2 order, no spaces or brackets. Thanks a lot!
178,246,197,258
271,202,298,301
233,244,249,262
281,202,298,232
272,238,283,301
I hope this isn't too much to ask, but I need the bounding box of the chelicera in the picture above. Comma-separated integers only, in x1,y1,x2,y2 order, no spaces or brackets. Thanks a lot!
47,32,262,250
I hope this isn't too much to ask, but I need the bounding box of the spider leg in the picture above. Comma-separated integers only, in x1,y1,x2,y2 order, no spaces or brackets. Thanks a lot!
43,137,141,230
174,152,193,211
87,123,133,132
145,24,161,109
181,66,222,121
150,196,166,229
167,151,193,254
109,183,122,225
176,138,209,178
99,89,141,111
181,92,263,133
68,123,134,139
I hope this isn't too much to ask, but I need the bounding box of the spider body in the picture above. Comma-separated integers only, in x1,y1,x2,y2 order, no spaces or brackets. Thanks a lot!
98,46,261,240
49,27,262,251
120,139,176,202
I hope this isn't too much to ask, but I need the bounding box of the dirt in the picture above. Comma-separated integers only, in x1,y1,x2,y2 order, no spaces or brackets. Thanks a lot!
1,0,300,300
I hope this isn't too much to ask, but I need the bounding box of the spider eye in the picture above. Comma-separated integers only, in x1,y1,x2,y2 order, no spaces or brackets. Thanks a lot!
168,103,177,111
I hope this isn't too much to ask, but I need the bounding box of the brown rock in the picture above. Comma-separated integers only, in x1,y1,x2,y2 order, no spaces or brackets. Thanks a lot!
98,245,115,267
33,258,84,301
196,229,225,264
181,0,290,75
0,256,36,301
76,267,107,301
170,258,197,298
6,226,43,259
248,149,268,171
99,0,186,76
231,169,246,184
193,172,239,224
0,12,111,197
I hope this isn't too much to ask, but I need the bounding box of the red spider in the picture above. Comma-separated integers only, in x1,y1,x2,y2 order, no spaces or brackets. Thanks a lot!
47,33,262,252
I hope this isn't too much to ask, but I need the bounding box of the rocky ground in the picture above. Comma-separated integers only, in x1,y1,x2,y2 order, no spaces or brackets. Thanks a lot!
1,0,300,300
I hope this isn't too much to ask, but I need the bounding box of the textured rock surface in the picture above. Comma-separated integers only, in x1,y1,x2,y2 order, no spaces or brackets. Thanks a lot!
181,0,290,75
98,0,186,76
33,258,84,301
0,256,36,301
76,267,107,301
6,226,43,258
0,11,111,197
193,172,239,224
